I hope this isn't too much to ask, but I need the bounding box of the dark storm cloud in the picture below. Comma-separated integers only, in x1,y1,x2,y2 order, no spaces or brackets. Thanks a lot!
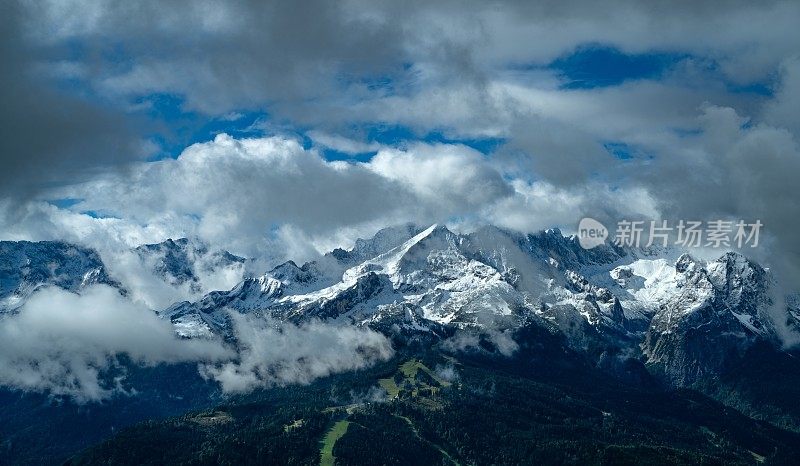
0,1,141,200
18,0,798,131
48,0,476,115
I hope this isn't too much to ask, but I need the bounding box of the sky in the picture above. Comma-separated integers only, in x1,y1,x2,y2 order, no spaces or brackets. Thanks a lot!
1,0,799,284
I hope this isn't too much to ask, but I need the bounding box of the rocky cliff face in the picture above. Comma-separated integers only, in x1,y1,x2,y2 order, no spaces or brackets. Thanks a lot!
642,253,777,385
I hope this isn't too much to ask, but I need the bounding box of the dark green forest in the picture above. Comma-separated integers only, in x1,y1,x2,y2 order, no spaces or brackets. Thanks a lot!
64,340,800,466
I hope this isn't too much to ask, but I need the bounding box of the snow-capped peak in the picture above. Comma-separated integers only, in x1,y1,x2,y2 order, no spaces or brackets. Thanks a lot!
0,240,121,313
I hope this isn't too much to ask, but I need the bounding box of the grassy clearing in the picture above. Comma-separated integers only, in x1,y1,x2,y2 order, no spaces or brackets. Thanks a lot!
380,359,452,400
379,377,400,399
400,359,452,387
319,420,350,466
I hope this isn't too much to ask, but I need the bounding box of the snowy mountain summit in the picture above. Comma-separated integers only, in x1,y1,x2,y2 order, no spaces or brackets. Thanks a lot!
162,224,799,387
0,240,121,313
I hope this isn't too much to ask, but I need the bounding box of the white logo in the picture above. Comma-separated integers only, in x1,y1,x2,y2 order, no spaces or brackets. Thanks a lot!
578,217,608,249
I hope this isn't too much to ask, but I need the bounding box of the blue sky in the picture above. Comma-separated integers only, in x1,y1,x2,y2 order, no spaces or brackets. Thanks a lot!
547,44,689,89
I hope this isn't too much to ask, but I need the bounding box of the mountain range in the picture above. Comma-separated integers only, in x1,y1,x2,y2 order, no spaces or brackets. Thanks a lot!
2,224,800,464
159,223,798,389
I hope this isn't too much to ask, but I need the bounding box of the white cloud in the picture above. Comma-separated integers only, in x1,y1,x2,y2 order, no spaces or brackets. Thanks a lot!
200,313,394,393
630,104,800,294
0,199,175,248
368,143,513,212
32,135,516,263
59,135,409,258
0,285,231,402
0,285,394,402
307,130,382,155
442,329,519,357
763,57,800,138
486,180,658,234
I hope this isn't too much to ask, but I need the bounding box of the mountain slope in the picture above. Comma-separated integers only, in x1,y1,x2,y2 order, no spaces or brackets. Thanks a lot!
0,241,122,313
642,253,777,386
67,349,800,465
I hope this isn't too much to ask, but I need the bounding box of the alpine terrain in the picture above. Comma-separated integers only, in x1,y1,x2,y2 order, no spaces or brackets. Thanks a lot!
2,224,800,464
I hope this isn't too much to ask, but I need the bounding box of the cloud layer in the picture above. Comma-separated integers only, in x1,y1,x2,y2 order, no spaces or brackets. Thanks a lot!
0,285,230,401
0,285,394,402
201,314,394,394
